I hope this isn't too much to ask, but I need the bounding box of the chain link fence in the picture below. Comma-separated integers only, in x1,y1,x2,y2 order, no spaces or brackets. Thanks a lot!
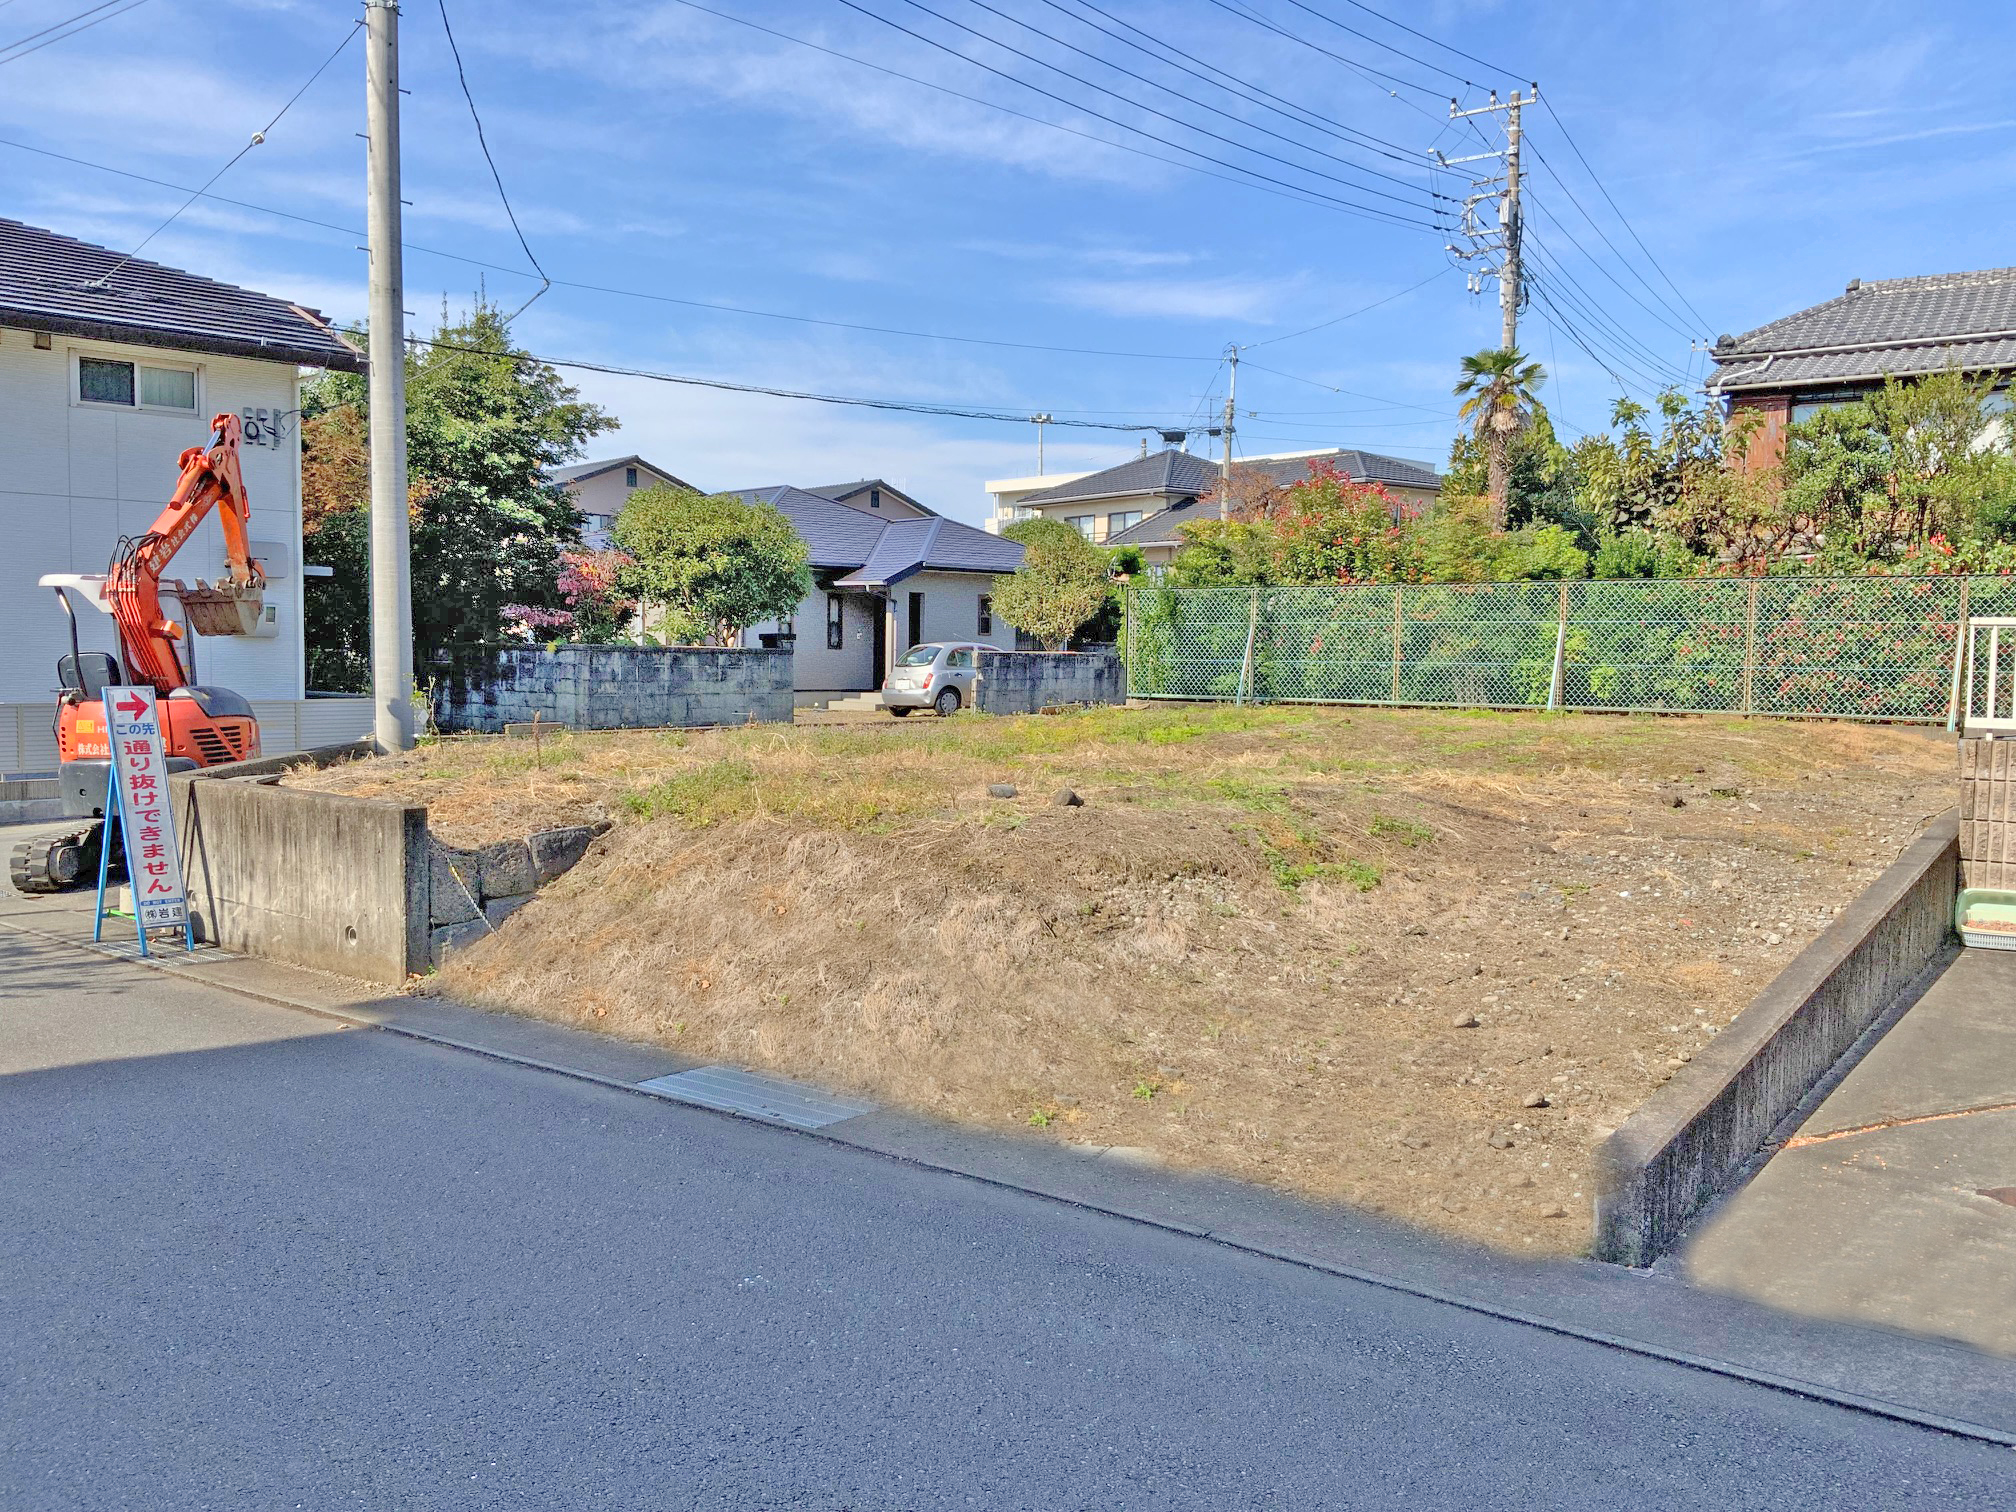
1124,576,2016,723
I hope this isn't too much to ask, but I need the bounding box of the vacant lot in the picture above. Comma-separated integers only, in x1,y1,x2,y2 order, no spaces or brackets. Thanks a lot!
290,705,1951,1256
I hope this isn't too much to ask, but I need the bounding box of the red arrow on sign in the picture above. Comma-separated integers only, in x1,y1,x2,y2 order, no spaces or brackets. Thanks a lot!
114,693,149,718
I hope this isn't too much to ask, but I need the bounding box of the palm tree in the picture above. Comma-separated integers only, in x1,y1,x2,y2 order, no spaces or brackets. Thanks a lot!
1453,349,1547,530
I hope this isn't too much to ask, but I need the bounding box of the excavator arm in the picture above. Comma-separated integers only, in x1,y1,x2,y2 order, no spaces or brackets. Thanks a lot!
107,412,266,693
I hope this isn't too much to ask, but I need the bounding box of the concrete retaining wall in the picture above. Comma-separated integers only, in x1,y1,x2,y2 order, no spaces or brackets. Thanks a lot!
1591,812,1960,1267
172,740,603,984
974,650,1126,715
437,645,793,734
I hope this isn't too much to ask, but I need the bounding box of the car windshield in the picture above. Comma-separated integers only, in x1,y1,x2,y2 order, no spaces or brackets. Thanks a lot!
896,645,941,666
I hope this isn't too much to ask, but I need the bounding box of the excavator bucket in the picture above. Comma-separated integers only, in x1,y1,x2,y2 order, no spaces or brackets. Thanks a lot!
179,578,266,637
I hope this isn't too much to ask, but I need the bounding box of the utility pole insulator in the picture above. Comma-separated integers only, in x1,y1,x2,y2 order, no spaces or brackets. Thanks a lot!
1442,87,1534,355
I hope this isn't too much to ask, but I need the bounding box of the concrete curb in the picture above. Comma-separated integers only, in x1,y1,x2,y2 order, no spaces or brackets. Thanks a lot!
1593,811,1961,1267
3,905,2013,1448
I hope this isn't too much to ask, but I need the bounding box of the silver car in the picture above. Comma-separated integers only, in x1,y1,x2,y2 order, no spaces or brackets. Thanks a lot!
883,642,998,716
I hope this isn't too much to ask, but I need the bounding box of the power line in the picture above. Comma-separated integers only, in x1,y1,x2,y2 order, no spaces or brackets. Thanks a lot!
951,0,1445,210
1241,266,1452,349
1041,0,1435,175
999,0,1443,195
0,137,1239,366
844,0,1448,227
401,333,1195,432
1538,94,1711,333
437,0,550,319
0,0,148,66
88,20,362,290
666,0,1427,226
0,0,124,54
1322,0,1521,80
1522,233,1692,385
1202,0,1442,100
1524,145,1701,340
1239,357,1457,415
1523,257,1687,390
1267,0,1488,89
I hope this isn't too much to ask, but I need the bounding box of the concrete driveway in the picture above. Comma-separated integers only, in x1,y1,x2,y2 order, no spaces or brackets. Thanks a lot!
5,923,2015,1509
1686,947,2016,1355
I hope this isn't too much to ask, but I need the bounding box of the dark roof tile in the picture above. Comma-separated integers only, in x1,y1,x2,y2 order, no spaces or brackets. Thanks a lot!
0,217,364,371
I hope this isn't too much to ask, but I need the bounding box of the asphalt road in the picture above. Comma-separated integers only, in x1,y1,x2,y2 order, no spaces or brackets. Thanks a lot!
2,929,2010,1511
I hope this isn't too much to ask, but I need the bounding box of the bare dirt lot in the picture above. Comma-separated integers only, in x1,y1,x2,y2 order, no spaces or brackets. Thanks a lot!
288,705,1951,1256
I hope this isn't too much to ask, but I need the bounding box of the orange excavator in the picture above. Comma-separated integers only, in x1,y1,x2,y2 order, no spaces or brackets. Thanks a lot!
12,413,267,893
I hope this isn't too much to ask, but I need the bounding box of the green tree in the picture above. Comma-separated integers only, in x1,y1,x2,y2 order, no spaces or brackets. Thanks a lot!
1453,348,1547,530
300,300,616,688
992,519,1110,648
612,487,812,645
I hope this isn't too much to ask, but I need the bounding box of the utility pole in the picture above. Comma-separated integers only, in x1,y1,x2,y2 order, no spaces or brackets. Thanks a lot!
365,0,414,752
1218,345,1238,519
1032,413,1052,475
1437,86,1535,354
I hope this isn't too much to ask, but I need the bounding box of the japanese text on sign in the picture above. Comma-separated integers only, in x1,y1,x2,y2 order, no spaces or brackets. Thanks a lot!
103,685,188,930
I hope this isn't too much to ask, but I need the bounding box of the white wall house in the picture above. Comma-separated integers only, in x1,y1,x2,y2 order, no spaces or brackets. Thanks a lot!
730,485,1024,705
0,217,371,772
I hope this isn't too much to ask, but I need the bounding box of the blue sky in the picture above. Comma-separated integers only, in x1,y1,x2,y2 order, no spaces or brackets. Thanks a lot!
6,0,2015,525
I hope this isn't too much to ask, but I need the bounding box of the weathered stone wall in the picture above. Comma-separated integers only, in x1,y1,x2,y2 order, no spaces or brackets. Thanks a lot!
437,646,794,734
1591,813,1959,1267
1959,736,2015,888
425,824,604,965
973,650,1126,716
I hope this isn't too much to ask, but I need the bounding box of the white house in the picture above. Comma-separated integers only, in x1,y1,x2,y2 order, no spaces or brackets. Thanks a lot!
729,485,1025,704
0,217,371,772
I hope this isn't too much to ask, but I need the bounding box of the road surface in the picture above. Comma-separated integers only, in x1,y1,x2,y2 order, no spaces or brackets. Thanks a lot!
1,925,2009,1510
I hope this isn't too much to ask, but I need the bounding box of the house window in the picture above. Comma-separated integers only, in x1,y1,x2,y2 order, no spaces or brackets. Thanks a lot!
869,488,882,509
977,594,993,636
625,466,638,488
1065,514,1096,540
76,356,197,411
827,592,845,650
1107,510,1143,535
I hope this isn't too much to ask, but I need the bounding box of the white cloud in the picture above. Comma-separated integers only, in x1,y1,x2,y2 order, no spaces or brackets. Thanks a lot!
1048,273,1310,324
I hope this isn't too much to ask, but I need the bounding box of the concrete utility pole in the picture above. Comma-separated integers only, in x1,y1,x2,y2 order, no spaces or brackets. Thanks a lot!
1440,86,1535,354
1218,346,1238,519
1032,413,1052,475
365,0,414,752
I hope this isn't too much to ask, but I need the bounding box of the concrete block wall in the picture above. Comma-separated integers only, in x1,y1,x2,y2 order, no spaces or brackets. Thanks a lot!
973,650,1126,716
437,646,794,734
1959,736,2016,888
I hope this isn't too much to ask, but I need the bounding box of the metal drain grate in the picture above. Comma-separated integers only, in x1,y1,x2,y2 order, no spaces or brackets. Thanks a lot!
636,1066,876,1129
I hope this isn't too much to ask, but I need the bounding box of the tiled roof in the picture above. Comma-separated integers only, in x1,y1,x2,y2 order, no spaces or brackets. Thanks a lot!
804,479,939,517
552,455,696,489
1014,448,1219,508
732,485,1020,583
0,217,363,371
1709,268,2016,392
1241,449,1442,490
1105,495,1209,548
832,516,1023,588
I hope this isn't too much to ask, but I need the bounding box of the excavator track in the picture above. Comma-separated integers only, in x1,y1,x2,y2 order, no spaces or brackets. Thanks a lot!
9,824,104,895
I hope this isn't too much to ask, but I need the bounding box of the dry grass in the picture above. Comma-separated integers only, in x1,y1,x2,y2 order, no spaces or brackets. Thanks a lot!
288,705,1953,1255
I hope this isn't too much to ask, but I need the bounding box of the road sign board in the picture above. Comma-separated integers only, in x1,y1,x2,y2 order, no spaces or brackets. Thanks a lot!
103,685,189,931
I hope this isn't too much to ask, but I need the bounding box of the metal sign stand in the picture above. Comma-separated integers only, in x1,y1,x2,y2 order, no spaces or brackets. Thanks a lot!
92,686,196,957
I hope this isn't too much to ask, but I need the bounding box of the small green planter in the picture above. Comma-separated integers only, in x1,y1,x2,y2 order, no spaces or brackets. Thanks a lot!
1955,888,2016,951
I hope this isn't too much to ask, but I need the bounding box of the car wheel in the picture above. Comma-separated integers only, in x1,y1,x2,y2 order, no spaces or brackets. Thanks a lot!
888,706,912,717
934,687,961,718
